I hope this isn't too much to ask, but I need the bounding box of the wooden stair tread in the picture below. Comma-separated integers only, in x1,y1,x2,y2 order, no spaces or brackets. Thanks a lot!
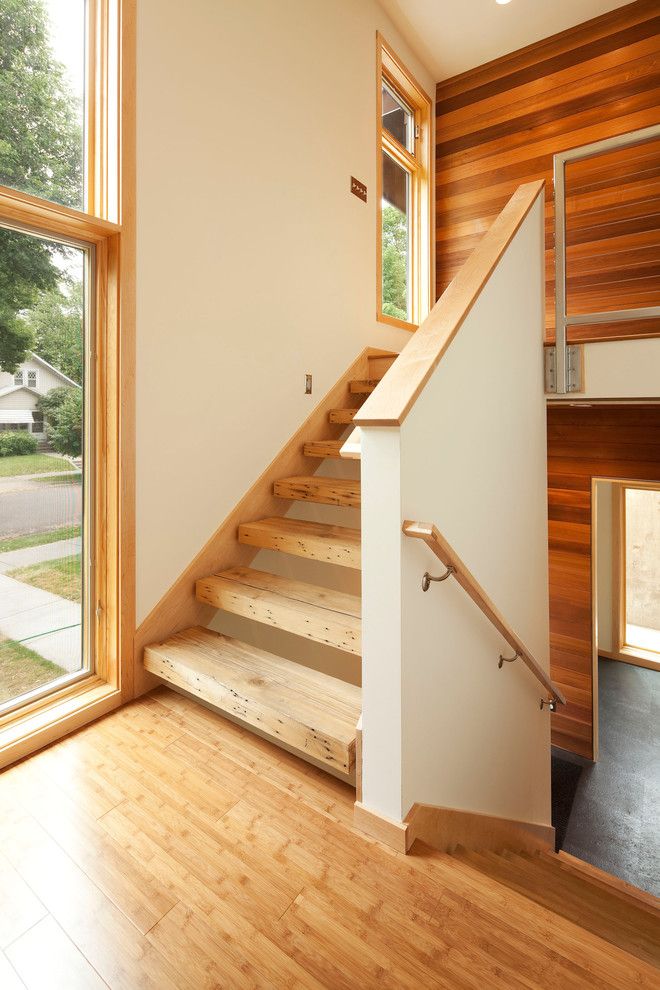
349,379,379,394
143,626,361,775
238,517,361,568
196,566,361,655
328,409,357,424
274,475,360,507
451,848,660,968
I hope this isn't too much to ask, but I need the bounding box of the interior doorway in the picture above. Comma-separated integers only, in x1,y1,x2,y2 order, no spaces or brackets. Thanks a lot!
596,480,660,670
550,477,660,896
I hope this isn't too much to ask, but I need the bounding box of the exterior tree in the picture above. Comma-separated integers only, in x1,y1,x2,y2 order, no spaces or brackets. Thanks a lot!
0,0,82,372
381,205,409,321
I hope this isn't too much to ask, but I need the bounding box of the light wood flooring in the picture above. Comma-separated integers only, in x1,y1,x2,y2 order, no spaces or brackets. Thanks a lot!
0,687,657,989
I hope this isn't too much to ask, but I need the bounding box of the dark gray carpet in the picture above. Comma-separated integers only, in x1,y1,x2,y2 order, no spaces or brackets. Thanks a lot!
554,657,659,897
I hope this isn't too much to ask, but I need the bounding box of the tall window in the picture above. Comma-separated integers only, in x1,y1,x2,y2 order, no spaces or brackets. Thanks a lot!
0,0,128,731
377,35,431,331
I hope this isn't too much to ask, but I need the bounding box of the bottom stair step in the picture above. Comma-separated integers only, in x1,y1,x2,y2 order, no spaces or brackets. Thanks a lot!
143,626,361,776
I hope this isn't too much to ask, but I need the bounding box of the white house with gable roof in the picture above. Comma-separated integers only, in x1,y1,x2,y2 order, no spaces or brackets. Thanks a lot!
0,353,81,441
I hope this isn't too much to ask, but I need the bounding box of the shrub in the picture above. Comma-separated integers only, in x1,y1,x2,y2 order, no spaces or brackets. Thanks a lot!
38,386,82,457
0,431,38,456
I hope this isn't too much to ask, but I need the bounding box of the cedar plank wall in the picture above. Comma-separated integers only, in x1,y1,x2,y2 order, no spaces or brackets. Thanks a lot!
547,405,660,758
434,0,660,345
435,0,660,758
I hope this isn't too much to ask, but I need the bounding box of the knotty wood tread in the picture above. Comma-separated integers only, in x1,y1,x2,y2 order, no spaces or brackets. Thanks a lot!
451,847,660,968
328,408,358,424
196,566,361,655
303,440,359,460
273,475,360,508
143,626,361,775
349,379,379,394
238,516,361,568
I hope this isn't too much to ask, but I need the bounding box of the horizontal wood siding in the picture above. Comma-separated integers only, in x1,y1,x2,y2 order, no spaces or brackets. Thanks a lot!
547,403,660,758
435,0,660,344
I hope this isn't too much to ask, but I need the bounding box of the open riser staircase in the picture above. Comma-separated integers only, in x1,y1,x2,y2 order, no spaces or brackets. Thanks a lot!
142,183,660,956
143,351,396,780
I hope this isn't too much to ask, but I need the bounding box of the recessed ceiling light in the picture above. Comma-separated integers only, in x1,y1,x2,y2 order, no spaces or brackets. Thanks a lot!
496,0,512,4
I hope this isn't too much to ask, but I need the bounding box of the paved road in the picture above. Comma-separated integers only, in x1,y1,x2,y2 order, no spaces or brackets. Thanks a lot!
0,478,82,537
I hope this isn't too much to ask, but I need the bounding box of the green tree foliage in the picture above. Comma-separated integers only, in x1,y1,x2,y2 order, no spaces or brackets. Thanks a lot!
21,280,83,383
381,205,409,321
0,0,82,372
37,385,82,456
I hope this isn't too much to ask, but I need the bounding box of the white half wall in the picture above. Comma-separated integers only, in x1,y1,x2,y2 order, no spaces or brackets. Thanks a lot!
361,197,552,825
581,338,660,399
135,0,434,623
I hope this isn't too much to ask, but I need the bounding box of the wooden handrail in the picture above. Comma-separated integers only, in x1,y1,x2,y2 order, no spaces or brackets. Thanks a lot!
355,179,545,428
403,521,566,707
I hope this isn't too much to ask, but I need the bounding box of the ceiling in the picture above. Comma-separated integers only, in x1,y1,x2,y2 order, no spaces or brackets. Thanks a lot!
379,0,631,81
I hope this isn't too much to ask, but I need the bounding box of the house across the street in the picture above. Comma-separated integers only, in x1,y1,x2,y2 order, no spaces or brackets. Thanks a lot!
0,352,80,440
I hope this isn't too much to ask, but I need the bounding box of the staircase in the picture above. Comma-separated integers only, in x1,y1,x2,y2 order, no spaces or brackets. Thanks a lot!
429,844,660,971
143,351,397,779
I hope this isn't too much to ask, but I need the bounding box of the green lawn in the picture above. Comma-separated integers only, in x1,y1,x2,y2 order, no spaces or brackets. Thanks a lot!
0,453,75,478
9,554,82,603
0,637,66,704
0,525,82,555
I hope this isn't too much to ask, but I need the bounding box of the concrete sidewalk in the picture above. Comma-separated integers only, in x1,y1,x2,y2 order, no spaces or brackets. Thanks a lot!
0,573,81,672
0,537,82,574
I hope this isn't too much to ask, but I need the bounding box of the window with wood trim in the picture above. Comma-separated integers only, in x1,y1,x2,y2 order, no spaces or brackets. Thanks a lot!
377,34,431,332
0,0,132,746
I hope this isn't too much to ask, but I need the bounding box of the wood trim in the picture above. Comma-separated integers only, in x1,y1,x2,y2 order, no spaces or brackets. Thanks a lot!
376,33,432,332
555,850,660,915
0,184,119,243
357,180,544,427
133,348,378,694
353,801,411,853
402,520,566,705
118,0,137,701
406,803,555,855
355,714,363,804
0,0,135,758
0,681,121,770
599,647,660,671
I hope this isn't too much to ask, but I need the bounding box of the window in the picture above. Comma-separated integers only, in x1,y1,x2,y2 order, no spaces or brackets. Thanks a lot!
377,35,431,331
616,484,660,666
0,0,134,754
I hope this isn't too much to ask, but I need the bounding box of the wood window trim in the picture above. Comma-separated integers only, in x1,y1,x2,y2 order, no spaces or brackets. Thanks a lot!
0,0,135,769
376,33,432,333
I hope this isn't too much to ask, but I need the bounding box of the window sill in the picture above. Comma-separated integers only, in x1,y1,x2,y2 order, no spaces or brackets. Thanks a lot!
0,676,121,770
377,312,418,333
599,646,660,672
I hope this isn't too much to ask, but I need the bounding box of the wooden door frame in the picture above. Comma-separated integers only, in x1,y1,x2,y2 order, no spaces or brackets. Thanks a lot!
594,478,660,679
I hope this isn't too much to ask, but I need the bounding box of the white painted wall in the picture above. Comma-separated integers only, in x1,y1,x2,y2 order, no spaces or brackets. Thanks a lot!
135,0,434,623
582,338,660,399
361,198,552,825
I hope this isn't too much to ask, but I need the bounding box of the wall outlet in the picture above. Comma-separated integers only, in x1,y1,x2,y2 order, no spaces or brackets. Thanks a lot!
305,373,312,394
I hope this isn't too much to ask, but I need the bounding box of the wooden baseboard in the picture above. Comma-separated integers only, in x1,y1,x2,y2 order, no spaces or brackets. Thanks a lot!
133,347,392,695
405,803,555,855
353,801,411,853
